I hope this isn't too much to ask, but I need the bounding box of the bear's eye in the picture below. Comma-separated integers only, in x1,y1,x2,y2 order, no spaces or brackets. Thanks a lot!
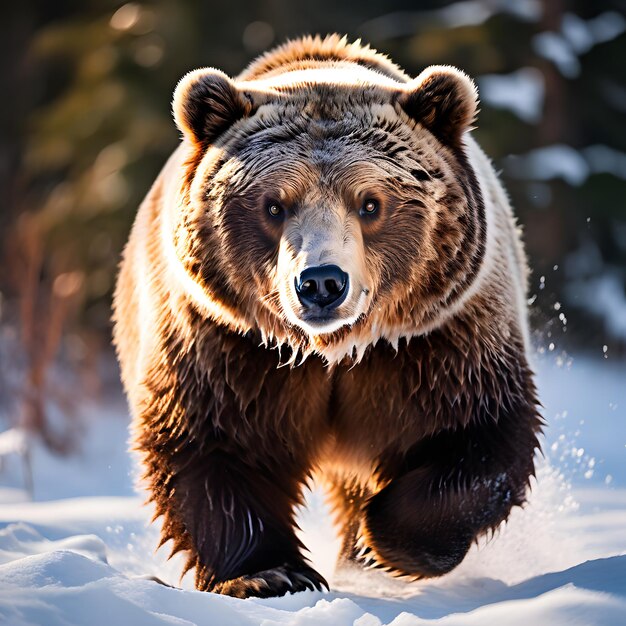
266,201,284,220
359,199,379,217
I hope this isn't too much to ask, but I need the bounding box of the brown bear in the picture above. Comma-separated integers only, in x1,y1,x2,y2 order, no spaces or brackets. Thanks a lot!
113,34,542,599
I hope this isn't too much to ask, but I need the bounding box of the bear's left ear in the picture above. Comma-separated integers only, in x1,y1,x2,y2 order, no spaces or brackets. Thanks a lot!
173,68,256,145
397,66,478,148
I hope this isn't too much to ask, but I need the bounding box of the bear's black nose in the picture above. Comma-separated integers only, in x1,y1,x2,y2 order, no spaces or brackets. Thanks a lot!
295,265,349,309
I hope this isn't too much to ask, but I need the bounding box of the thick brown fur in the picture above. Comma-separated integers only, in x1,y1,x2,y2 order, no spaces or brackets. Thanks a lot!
113,35,542,598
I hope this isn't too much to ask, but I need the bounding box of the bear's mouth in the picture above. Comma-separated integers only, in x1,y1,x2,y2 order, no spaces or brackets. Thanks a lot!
285,286,371,337
300,311,345,326
295,312,355,335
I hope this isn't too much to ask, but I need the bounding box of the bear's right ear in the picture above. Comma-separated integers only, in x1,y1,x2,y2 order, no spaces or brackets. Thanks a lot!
173,68,253,145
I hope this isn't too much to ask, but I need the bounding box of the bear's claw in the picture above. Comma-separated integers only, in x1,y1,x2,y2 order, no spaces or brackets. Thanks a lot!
213,563,328,599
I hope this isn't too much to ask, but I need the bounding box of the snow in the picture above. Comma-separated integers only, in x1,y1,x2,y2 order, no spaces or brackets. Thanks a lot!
505,143,626,185
359,1,541,42
0,428,28,456
583,145,626,181
533,32,581,78
506,144,589,185
562,12,626,55
436,0,541,27
0,354,625,625
565,273,626,341
478,68,544,123
437,1,492,29
533,11,626,79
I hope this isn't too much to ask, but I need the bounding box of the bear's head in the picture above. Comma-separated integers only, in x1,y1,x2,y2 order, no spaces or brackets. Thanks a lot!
169,49,486,363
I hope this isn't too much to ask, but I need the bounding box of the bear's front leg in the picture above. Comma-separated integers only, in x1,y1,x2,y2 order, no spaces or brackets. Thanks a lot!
143,442,327,598
362,356,542,578
133,329,332,599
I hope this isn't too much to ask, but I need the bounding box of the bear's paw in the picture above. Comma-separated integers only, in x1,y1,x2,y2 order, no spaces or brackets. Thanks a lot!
212,563,328,599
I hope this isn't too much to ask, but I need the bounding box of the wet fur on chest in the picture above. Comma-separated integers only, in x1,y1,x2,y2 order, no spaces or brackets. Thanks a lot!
142,298,536,490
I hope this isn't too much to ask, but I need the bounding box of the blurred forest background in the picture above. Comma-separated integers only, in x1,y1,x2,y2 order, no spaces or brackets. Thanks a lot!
1,0,626,453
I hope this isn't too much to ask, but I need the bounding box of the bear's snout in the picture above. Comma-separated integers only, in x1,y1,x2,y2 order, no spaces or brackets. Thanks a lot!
295,264,349,310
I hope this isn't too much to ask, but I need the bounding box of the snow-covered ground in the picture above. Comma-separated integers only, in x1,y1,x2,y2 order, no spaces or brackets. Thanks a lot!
0,353,625,625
